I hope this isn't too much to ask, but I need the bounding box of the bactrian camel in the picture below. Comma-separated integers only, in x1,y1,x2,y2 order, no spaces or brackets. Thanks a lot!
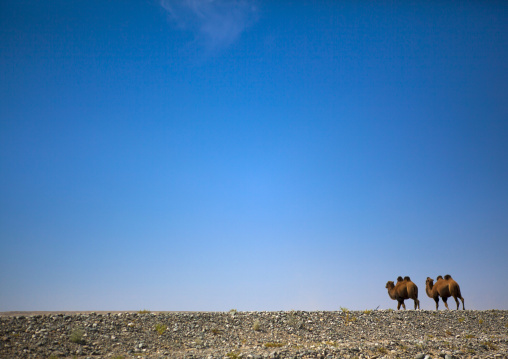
425,274,465,310
386,276,420,310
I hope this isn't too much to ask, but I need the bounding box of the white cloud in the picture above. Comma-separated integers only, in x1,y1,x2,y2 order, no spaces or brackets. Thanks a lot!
160,0,258,50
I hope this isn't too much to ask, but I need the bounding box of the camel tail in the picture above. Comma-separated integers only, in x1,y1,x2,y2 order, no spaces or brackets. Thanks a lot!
456,284,462,299
444,274,452,280
408,283,418,299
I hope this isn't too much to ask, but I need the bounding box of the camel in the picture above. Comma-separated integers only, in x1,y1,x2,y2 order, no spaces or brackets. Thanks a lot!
425,274,465,310
385,276,420,310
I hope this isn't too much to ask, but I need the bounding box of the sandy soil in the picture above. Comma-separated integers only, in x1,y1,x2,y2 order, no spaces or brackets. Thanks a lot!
0,311,188,317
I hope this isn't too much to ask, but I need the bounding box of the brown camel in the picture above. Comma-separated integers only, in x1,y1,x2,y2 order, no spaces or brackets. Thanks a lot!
425,274,465,310
385,276,420,310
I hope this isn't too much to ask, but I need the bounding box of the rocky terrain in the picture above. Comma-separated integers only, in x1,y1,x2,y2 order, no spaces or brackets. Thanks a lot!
1,310,507,359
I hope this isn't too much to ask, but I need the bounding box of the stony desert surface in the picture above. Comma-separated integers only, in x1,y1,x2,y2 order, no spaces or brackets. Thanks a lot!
1,310,507,359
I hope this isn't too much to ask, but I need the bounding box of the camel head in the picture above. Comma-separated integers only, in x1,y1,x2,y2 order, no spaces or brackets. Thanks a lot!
426,277,434,288
386,281,395,290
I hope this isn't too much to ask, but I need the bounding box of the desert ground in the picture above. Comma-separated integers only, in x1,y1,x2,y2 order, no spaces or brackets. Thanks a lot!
1,310,507,359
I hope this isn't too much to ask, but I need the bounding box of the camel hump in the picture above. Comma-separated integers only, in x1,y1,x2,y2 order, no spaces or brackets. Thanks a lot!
404,276,411,281
397,276,403,282
444,274,452,280
437,275,443,280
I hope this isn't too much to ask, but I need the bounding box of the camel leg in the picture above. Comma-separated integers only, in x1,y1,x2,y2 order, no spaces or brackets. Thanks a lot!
434,297,439,310
414,298,420,310
454,296,460,310
443,297,450,310
460,297,465,310
397,301,401,310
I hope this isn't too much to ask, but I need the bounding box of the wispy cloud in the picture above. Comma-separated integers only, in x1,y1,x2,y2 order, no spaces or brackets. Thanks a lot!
160,0,258,50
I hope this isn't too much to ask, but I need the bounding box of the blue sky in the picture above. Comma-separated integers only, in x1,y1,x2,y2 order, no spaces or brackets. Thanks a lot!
1,0,507,311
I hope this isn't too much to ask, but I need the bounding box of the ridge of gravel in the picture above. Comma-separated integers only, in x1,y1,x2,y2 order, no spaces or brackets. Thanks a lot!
1,310,507,359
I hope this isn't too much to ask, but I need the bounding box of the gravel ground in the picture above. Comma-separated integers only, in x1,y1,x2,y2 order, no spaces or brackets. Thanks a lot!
1,310,507,359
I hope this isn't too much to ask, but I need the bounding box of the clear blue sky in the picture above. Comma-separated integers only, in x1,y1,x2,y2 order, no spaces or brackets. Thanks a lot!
1,0,507,311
